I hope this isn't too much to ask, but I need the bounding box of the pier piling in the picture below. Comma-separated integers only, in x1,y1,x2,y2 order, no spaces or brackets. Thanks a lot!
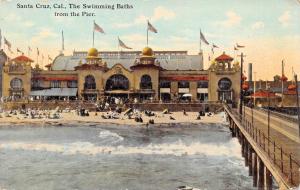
258,158,265,189
253,153,258,187
265,168,273,190
248,147,253,176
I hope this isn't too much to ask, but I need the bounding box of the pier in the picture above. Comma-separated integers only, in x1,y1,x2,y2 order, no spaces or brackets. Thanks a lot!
225,105,300,189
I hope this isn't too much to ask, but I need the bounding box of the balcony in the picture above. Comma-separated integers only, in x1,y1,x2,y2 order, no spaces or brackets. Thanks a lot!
160,88,170,93
178,88,189,93
197,88,208,93
9,88,24,93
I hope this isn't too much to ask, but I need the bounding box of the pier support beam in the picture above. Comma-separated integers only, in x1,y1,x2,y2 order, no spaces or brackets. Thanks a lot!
258,158,265,190
253,153,258,187
265,168,272,190
245,141,249,167
248,147,253,176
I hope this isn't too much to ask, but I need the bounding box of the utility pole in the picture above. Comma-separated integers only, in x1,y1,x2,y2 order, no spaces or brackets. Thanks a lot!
295,74,300,137
238,53,245,115
267,82,271,154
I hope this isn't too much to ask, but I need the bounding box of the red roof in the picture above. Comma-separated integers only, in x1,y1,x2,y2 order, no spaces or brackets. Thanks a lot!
250,91,277,98
281,75,288,81
288,84,296,91
215,52,233,62
12,55,34,63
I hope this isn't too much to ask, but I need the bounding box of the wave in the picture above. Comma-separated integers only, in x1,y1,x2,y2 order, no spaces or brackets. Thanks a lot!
98,130,124,144
0,138,241,157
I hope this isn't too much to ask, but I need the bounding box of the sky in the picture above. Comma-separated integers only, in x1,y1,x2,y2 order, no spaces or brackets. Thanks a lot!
0,0,299,80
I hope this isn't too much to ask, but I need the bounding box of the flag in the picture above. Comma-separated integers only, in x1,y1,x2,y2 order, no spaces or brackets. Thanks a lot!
234,46,238,51
17,48,23,54
4,37,11,50
118,37,132,49
213,44,219,48
37,48,39,56
200,30,209,45
236,43,245,48
147,21,157,33
48,55,53,61
94,21,105,33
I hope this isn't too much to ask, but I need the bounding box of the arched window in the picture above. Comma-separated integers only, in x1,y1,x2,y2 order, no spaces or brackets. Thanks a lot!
10,78,23,89
140,75,152,89
84,75,96,90
105,74,129,91
218,78,232,90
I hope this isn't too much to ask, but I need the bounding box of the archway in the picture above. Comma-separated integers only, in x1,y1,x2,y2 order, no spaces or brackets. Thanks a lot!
83,75,97,101
84,75,96,90
10,78,23,98
10,78,23,89
105,74,129,91
218,77,233,102
140,75,152,89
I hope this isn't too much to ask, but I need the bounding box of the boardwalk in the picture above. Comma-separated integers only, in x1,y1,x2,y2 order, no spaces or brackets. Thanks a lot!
225,105,300,190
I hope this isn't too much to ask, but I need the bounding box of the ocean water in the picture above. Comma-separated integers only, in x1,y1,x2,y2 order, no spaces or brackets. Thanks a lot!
0,123,255,190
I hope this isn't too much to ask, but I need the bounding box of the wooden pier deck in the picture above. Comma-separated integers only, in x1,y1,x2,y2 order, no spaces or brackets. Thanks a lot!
224,105,300,190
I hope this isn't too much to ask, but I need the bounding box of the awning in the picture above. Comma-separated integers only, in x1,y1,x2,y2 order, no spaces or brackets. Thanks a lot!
30,88,77,97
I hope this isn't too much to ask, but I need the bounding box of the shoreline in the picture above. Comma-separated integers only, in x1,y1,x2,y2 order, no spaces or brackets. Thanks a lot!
0,111,226,127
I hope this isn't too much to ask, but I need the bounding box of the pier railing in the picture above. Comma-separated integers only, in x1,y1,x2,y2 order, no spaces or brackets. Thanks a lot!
225,104,300,187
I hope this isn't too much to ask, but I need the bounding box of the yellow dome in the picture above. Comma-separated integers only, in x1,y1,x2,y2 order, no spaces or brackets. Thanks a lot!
142,47,153,56
87,48,98,57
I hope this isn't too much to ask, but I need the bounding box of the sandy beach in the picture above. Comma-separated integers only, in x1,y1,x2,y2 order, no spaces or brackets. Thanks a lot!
0,111,227,127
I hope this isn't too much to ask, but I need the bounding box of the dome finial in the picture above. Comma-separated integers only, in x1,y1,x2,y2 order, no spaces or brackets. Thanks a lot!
142,46,153,56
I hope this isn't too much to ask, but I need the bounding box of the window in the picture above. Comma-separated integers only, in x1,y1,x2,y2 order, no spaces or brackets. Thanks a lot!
31,80,42,89
178,81,189,88
140,75,152,89
84,75,96,90
67,80,78,88
105,74,129,91
197,93,208,102
10,78,23,89
50,80,61,88
218,78,232,90
197,81,208,88
160,81,171,88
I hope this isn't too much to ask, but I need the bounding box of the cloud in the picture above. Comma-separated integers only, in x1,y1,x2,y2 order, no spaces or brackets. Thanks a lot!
113,6,175,28
251,21,265,30
278,11,291,27
122,33,147,42
152,6,176,21
31,28,58,43
114,15,147,28
216,11,241,27
23,21,35,27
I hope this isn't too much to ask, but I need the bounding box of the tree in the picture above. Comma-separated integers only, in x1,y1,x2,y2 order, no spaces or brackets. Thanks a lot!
273,75,281,82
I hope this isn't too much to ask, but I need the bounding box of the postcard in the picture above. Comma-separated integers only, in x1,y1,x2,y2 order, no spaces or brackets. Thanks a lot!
0,0,299,189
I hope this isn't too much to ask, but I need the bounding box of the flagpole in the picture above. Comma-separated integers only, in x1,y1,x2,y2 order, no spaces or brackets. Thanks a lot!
199,29,202,53
147,28,149,46
93,20,95,47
